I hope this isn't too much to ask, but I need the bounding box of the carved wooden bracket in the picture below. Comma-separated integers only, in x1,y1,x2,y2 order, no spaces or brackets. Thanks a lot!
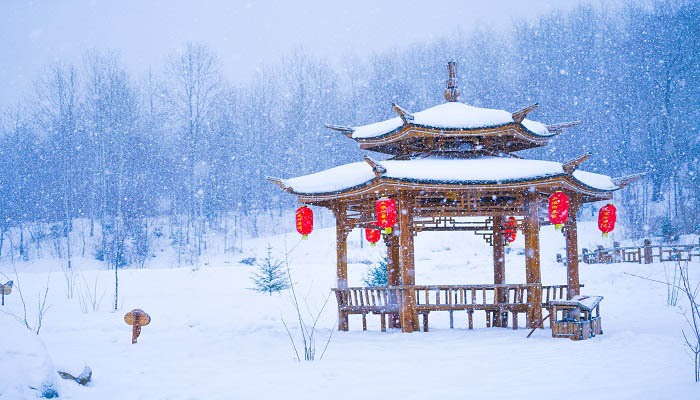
265,177,292,193
512,103,539,123
363,155,386,177
612,173,646,188
325,124,354,138
391,103,414,124
546,121,580,134
563,152,592,174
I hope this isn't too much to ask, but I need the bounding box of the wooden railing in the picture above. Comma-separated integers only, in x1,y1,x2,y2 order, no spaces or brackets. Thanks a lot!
332,283,580,331
560,240,700,265
410,284,534,311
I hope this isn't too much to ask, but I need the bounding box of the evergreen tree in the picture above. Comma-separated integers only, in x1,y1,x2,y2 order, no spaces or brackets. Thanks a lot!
251,244,289,295
363,257,388,287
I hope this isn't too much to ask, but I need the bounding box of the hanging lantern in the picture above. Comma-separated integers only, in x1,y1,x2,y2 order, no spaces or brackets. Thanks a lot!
504,217,517,245
548,191,569,230
376,197,397,234
598,203,617,238
295,206,313,239
365,228,381,246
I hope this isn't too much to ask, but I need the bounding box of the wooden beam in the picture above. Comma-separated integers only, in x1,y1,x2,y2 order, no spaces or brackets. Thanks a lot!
612,173,646,188
512,103,538,123
524,192,542,329
391,103,414,124
363,155,386,177
565,202,580,298
546,121,580,134
562,152,592,174
265,177,291,193
324,124,354,138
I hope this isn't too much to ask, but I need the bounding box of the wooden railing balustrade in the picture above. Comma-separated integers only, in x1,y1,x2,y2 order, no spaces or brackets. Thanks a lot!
332,283,581,332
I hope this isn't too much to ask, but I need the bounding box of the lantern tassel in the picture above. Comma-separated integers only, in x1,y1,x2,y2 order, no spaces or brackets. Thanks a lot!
301,234,308,240
370,242,376,247
554,224,562,230
384,227,392,234
602,232,608,238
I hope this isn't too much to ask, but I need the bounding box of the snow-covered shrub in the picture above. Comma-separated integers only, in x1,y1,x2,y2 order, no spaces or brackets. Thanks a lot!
0,314,60,398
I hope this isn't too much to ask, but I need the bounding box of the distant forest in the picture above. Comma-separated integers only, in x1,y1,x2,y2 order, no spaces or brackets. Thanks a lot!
0,0,698,265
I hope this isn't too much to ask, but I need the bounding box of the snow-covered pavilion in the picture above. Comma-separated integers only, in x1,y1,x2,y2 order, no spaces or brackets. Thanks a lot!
268,62,641,333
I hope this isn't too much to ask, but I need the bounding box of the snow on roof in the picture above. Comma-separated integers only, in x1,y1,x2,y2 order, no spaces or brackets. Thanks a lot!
352,102,552,139
282,156,618,195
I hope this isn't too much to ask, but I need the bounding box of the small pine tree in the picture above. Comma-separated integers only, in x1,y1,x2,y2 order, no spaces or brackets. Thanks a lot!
363,256,388,287
251,244,289,295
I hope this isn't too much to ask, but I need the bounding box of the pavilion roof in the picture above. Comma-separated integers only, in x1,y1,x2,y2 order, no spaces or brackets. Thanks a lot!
351,102,552,140
271,156,619,197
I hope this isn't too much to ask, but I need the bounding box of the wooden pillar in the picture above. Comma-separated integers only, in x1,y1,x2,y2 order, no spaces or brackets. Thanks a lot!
492,215,506,327
384,233,401,329
524,192,542,329
335,205,348,289
334,205,349,331
643,239,652,264
565,202,580,299
398,194,417,333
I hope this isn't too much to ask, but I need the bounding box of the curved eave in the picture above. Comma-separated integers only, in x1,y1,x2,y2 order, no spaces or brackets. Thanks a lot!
354,122,553,149
288,174,616,204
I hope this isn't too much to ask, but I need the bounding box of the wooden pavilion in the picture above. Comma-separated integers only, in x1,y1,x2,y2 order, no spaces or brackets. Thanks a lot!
268,62,641,333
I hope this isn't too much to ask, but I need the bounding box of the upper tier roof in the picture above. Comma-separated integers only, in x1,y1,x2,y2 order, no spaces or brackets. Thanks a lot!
277,156,619,197
327,101,577,156
352,102,552,140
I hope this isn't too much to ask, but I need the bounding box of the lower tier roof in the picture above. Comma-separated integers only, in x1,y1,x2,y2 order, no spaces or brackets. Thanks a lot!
279,156,618,197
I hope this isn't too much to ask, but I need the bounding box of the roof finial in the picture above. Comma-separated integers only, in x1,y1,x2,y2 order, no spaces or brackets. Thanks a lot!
444,61,459,102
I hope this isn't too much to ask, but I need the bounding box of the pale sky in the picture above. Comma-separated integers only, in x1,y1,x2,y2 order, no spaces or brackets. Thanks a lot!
0,0,618,107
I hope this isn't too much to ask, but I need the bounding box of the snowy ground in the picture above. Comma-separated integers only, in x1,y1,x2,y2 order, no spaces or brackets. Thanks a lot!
1,221,698,399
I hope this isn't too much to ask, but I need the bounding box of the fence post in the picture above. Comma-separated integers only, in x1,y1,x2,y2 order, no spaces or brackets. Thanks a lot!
582,248,589,264
613,242,621,263
643,239,652,264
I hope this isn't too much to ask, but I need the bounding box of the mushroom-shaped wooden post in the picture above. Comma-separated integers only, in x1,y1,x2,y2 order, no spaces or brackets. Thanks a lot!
0,280,12,306
124,309,151,344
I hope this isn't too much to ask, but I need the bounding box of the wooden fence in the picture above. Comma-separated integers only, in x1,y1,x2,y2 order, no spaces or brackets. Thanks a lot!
557,240,700,265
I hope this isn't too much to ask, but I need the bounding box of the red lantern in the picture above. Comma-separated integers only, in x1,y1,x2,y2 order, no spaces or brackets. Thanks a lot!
548,191,569,230
598,203,617,238
365,228,381,246
504,217,517,245
376,197,397,234
295,206,313,239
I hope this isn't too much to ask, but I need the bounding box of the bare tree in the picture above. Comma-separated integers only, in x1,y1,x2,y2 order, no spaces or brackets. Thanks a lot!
165,42,222,262
677,259,700,382
33,63,79,294
83,51,138,310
